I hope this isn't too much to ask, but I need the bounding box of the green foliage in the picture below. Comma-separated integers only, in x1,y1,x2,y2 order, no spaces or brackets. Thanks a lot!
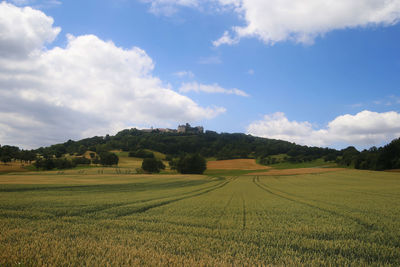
77,145,87,156
34,158,79,170
338,146,360,167
0,155,11,164
377,138,400,169
324,153,338,162
129,149,154,158
338,139,400,170
2,128,399,171
29,129,339,161
72,157,91,165
177,154,206,174
141,158,165,173
99,152,119,166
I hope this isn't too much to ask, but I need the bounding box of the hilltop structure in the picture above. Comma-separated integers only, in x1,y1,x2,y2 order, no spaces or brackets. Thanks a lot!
177,123,204,134
141,123,204,134
141,127,177,133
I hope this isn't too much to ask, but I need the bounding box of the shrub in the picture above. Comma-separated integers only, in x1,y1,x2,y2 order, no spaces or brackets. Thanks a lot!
177,154,206,174
142,158,165,173
99,152,119,166
72,157,91,165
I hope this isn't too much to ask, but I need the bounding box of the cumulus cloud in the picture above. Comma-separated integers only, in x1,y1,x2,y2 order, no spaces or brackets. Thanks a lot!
179,82,249,97
0,3,225,148
215,0,400,45
0,2,60,58
247,111,400,149
140,0,400,45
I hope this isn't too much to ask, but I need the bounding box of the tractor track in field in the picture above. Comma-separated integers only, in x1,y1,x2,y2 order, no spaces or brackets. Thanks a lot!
252,176,381,232
214,192,235,229
254,178,384,219
115,178,231,217
0,178,228,219
88,177,236,219
212,176,238,227
241,194,246,231
80,179,227,217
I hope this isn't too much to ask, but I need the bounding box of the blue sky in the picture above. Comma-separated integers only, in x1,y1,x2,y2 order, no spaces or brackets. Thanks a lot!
1,0,400,149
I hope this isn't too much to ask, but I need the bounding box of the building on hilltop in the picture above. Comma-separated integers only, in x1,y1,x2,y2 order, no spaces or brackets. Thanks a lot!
141,127,177,133
156,128,177,133
141,124,203,134
177,123,204,134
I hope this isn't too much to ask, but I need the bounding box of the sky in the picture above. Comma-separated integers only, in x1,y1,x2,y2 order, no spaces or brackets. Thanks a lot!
0,0,400,150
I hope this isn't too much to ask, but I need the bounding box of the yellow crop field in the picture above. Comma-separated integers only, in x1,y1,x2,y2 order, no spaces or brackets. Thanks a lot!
1,169,400,265
207,159,270,170
0,162,30,174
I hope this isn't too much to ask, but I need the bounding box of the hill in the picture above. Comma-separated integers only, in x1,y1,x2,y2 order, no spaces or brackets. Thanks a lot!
1,127,400,171
35,128,338,161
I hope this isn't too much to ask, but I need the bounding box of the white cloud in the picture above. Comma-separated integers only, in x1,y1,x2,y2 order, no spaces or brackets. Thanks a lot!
0,2,60,58
141,0,400,45
173,70,195,78
0,3,225,148
212,30,239,47
215,0,400,45
179,82,249,97
247,110,400,149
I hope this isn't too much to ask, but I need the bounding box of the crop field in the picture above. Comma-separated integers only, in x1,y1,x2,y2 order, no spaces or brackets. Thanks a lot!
247,167,343,176
207,159,270,170
0,162,30,174
1,169,400,265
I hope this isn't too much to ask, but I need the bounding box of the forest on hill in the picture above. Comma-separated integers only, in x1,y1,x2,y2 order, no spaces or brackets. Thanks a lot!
1,128,399,171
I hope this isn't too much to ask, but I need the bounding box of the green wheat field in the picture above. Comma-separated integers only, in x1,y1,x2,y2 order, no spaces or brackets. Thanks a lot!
1,169,400,266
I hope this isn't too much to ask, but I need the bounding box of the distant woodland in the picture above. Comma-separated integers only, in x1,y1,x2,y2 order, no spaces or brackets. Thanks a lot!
1,128,399,171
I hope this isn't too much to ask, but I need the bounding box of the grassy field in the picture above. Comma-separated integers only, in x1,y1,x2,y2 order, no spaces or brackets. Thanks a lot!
1,168,400,265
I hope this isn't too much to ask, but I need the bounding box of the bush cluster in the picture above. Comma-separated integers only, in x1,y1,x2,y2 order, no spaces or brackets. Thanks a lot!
141,158,165,173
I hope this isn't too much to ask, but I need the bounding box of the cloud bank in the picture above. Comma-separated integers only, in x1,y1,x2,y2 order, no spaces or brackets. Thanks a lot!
247,111,400,149
142,0,400,45
0,2,225,148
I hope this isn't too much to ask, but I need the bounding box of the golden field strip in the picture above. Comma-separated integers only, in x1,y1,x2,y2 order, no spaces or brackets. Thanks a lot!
207,159,270,170
1,168,400,265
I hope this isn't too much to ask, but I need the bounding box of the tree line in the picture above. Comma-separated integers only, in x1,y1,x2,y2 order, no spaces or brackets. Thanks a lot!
1,129,399,171
0,144,118,170
33,129,338,161
336,138,400,170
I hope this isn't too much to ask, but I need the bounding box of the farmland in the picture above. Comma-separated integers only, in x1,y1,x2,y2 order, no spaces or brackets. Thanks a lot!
1,168,400,265
207,159,270,170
